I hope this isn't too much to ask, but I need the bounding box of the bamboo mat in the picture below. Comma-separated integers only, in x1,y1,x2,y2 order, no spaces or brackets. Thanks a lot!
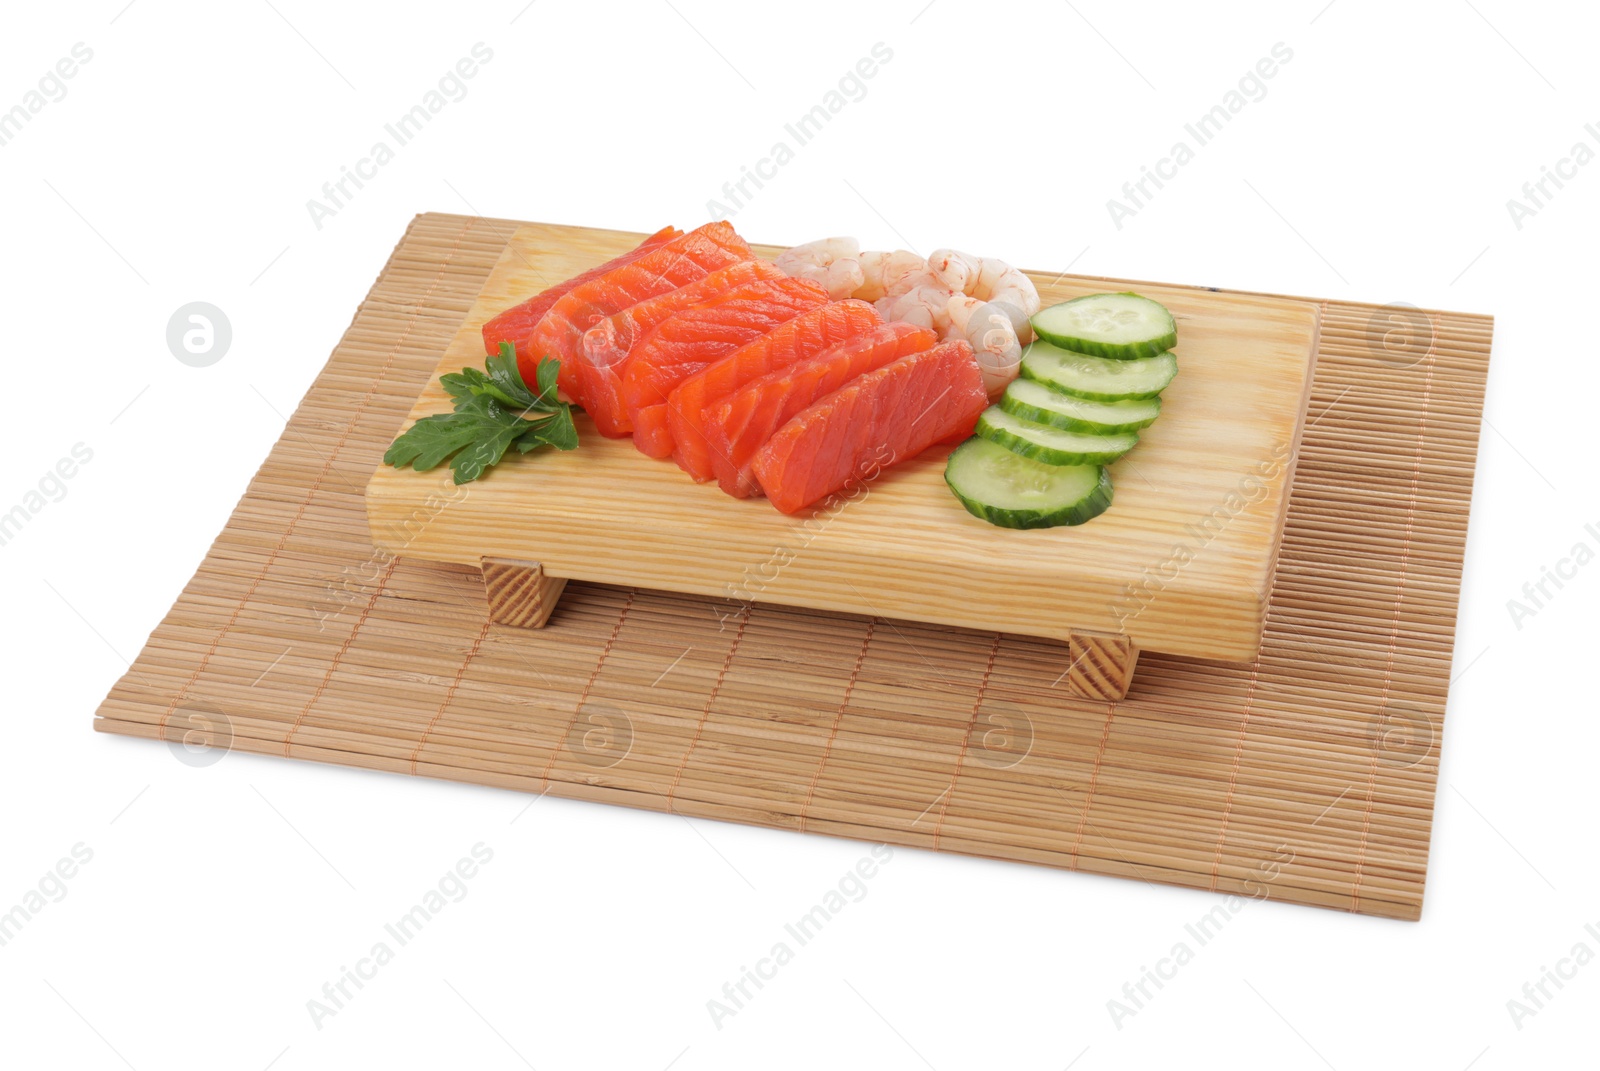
94,213,1492,920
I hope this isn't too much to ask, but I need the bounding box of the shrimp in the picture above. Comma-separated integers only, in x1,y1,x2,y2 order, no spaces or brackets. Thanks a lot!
928,248,1041,341
882,265,945,299
774,237,865,300
784,241,1030,396
875,286,956,335
854,249,926,302
946,295,1022,398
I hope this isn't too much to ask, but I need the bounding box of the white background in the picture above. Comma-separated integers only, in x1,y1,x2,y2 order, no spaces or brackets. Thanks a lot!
1,0,1595,1067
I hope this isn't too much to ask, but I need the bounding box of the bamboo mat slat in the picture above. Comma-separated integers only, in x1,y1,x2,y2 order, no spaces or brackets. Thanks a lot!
93,213,1492,920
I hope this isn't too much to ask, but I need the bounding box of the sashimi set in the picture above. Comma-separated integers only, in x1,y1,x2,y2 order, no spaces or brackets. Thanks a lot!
384,221,1181,528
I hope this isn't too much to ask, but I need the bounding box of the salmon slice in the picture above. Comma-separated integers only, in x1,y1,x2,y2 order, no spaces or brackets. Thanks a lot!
623,277,829,458
668,300,882,483
531,222,753,401
481,226,680,367
705,320,937,497
575,259,786,437
752,340,987,515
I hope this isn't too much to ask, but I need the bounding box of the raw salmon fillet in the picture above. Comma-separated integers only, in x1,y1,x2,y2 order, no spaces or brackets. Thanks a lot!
531,222,753,401
752,339,987,515
623,277,829,458
481,226,680,366
668,300,882,483
575,259,786,437
705,320,937,497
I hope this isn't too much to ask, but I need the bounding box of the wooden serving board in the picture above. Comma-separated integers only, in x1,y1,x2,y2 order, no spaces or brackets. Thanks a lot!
365,223,1319,665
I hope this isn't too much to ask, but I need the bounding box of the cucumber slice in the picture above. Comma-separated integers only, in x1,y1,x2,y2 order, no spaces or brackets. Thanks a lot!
976,407,1138,466
1001,378,1161,434
1031,293,1177,360
1019,339,1177,401
945,438,1112,529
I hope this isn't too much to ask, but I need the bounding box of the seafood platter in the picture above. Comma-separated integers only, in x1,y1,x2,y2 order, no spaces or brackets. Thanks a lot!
365,222,1320,698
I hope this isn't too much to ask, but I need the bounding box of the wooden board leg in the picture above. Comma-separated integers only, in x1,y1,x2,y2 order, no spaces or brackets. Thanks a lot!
1065,630,1140,701
480,557,568,629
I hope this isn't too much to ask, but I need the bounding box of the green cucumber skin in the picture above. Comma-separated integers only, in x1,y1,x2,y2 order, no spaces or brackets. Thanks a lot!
945,464,1114,529
1033,331,1176,362
1031,292,1177,361
1000,393,1161,435
975,412,1137,466
1018,352,1177,401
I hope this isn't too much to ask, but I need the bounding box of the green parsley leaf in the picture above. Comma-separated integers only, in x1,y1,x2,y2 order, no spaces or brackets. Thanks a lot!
384,343,580,484
483,347,540,410
440,367,491,401
533,356,562,403
515,406,579,453
383,412,486,472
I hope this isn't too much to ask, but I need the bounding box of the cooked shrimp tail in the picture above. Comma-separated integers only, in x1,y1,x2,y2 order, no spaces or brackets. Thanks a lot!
947,295,1022,398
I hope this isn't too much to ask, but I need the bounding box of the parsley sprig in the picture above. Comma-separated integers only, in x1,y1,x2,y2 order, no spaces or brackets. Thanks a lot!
384,343,579,484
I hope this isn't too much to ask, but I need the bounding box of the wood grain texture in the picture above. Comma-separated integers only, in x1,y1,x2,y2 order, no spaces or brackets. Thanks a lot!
91,213,1494,919
365,223,1321,663
480,558,567,628
1066,630,1140,701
